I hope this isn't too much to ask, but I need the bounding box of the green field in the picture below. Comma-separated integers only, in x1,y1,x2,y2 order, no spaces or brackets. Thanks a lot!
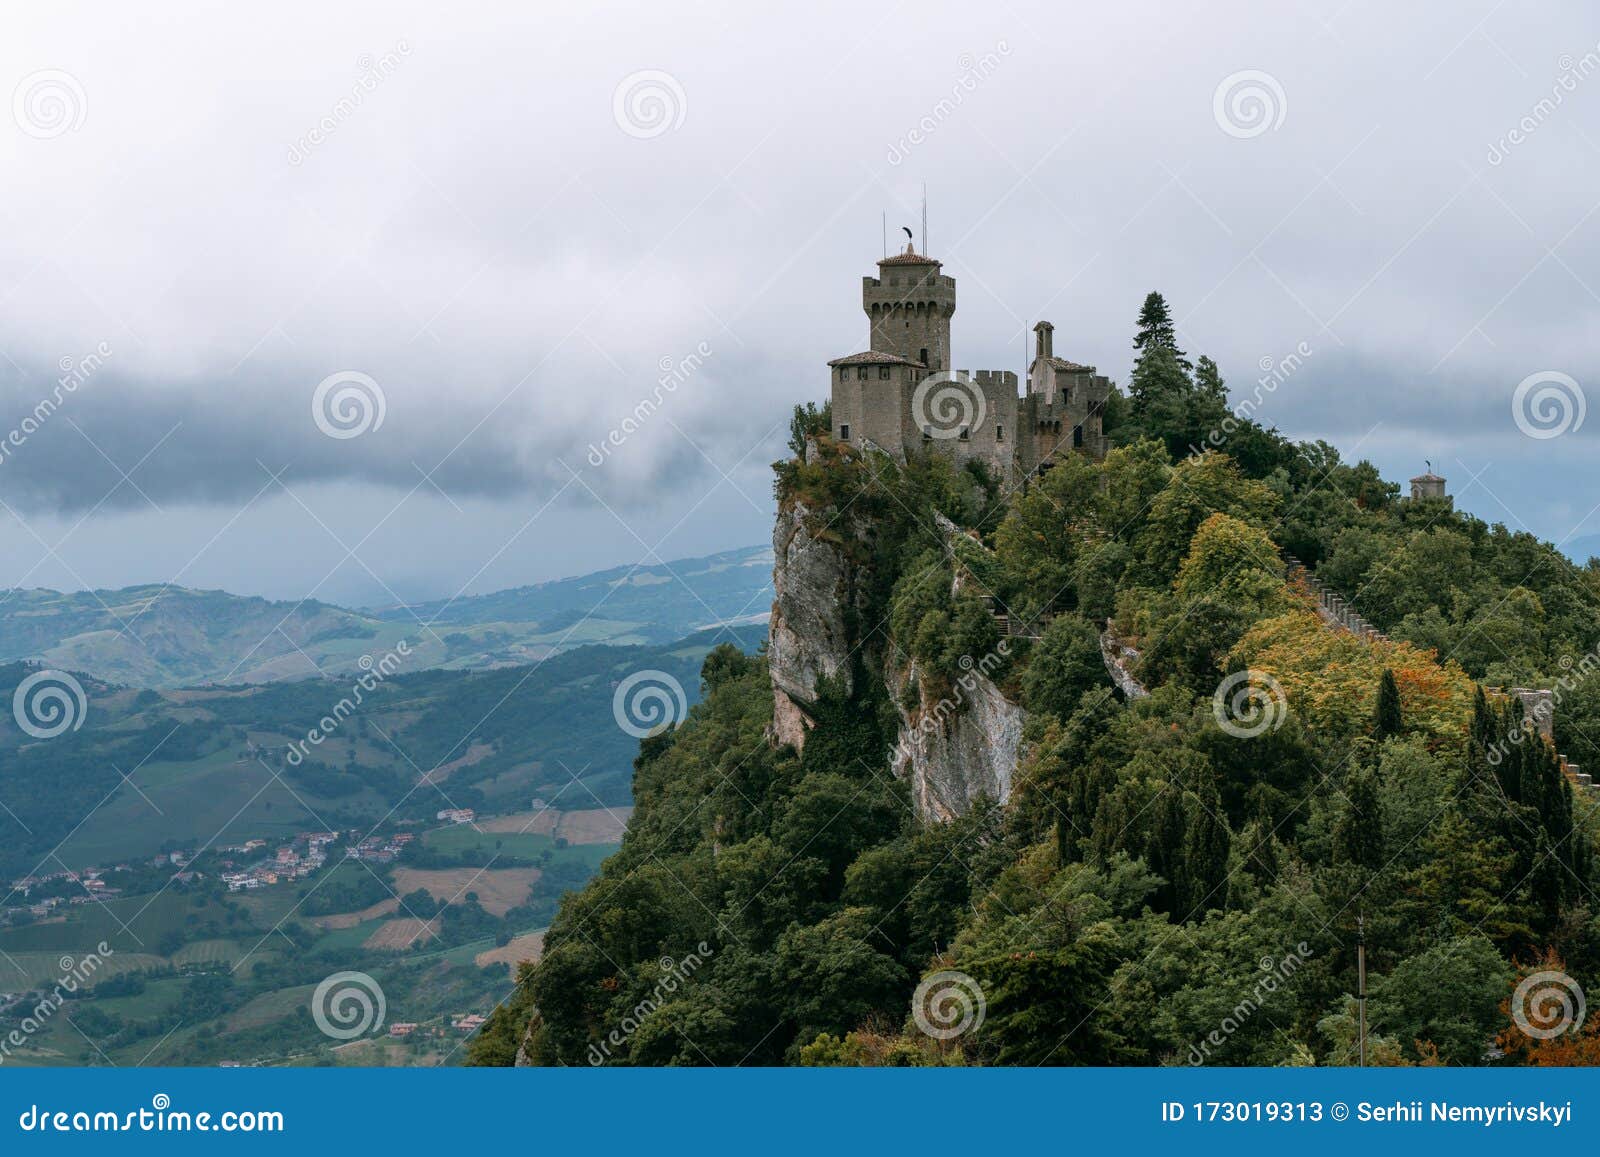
422,824,617,871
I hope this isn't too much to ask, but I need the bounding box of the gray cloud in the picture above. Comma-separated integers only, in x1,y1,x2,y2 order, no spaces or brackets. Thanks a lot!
2,1,1599,595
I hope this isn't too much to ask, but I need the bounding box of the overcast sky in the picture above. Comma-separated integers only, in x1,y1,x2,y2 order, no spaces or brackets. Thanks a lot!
2,2,1599,604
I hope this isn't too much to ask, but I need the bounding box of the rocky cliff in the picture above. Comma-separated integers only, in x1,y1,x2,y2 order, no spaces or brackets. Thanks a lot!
884,651,1025,820
768,492,1025,821
767,498,863,751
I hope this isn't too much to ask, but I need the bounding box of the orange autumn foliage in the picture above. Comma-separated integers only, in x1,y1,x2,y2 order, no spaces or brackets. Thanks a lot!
1228,594,1475,752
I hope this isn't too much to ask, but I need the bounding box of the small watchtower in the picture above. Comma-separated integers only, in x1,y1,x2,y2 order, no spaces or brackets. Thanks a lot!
1409,464,1448,502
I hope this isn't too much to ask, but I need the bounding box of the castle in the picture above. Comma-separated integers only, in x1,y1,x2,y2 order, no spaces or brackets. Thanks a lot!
828,242,1110,484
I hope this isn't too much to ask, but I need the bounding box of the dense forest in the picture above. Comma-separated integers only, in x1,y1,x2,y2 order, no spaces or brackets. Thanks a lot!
470,293,1600,1067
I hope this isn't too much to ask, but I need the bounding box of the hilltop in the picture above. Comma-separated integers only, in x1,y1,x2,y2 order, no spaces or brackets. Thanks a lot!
0,545,772,688
471,292,1600,1068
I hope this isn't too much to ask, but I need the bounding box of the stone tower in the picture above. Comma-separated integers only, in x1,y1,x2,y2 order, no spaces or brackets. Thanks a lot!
863,243,955,372
1409,467,1447,502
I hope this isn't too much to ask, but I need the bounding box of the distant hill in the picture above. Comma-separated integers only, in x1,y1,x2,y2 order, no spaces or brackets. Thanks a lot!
0,623,764,876
0,545,772,688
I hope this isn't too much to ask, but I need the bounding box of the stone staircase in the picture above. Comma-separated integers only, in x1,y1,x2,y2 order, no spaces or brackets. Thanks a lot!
979,594,1049,640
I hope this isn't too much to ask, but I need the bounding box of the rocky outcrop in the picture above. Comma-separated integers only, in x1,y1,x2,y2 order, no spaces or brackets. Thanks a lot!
1099,624,1148,700
886,655,1025,821
767,500,860,752
768,479,1030,820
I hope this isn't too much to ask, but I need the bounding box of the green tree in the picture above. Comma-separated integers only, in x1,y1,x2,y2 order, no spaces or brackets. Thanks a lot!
1132,290,1190,373
1020,614,1108,722
1335,769,1385,871
1373,668,1403,740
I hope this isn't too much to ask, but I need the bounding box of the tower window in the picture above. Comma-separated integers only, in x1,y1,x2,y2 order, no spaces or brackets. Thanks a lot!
839,423,850,441
857,366,869,380
839,367,847,380
958,426,970,441
922,425,932,440
919,347,929,367
878,365,891,380
996,425,1004,442
1073,424,1084,448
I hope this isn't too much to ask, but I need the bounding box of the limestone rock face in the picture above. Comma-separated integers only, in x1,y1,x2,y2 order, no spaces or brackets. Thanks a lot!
767,500,858,752
766,490,1028,821
886,655,1025,821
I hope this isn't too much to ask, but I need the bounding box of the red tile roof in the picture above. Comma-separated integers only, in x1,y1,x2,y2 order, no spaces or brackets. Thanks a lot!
878,245,939,266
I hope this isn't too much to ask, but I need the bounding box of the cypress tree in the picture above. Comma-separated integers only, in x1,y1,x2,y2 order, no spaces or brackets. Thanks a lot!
1146,785,1186,914
1180,784,1231,919
1335,769,1385,871
1373,668,1403,740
